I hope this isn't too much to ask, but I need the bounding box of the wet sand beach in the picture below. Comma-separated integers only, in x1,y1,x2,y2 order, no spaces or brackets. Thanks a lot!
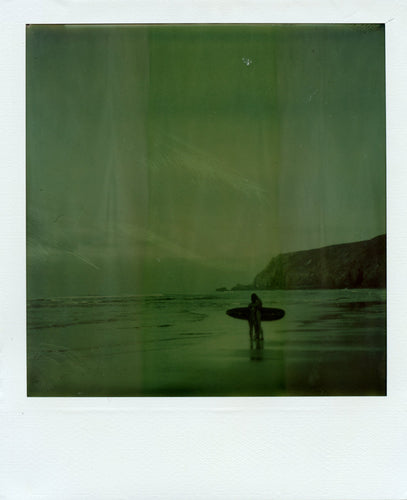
27,290,386,397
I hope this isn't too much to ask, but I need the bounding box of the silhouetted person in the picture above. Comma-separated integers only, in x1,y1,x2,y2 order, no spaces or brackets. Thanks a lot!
248,293,263,341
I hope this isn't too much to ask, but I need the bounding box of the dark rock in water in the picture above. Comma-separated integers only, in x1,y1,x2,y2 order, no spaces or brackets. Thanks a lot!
252,235,386,290
216,287,229,292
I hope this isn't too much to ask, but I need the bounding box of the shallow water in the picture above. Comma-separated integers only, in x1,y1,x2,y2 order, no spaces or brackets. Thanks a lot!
27,289,386,396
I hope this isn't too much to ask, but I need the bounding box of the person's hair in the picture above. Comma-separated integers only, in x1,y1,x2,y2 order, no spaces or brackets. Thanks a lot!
251,293,258,302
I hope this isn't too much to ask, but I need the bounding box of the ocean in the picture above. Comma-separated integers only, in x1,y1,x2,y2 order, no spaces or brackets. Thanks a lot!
27,289,386,397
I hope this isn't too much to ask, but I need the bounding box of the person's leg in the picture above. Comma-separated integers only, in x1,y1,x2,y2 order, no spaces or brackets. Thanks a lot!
254,320,260,340
249,320,253,340
255,310,262,340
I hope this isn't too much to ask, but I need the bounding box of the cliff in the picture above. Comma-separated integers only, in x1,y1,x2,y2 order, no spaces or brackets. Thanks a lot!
252,234,386,290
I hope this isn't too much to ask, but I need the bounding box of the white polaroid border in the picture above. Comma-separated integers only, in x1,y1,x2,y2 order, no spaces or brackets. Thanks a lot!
1,1,407,499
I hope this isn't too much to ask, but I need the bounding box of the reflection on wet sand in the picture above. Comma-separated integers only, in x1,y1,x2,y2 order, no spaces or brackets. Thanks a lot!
250,338,264,361
247,337,287,395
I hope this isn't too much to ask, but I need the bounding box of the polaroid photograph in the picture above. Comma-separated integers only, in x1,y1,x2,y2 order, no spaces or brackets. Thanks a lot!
26,24,386,397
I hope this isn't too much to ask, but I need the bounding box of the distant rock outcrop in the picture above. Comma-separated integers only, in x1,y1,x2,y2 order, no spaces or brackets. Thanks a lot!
248,235,386,290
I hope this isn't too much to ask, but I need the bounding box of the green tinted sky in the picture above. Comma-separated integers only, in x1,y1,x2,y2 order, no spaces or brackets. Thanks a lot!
26,24,386,296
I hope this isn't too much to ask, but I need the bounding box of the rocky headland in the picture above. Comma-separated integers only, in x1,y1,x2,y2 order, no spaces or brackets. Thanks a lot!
235,234,386,290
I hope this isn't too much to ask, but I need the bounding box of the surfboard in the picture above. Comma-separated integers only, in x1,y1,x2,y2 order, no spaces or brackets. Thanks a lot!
226,307,285,321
